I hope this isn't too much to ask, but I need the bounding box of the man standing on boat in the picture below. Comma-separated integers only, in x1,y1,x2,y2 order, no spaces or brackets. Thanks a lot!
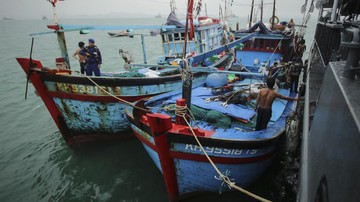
72,41,86,75
255,77,300,131
80,38,102,76
288,63,302,93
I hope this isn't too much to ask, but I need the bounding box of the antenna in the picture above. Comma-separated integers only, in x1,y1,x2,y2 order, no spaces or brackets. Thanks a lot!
25,38,34,99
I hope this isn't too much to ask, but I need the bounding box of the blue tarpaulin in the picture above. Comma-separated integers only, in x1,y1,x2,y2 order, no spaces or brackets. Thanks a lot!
164,87,256,121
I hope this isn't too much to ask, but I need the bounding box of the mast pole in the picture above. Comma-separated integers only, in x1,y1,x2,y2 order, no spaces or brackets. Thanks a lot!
181,0,194,109
260,0,264,22
249,0,255,28
271,0,276,29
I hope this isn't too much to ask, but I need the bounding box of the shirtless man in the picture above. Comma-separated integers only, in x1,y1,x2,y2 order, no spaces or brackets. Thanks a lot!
72,41,86,74
255,77,300,131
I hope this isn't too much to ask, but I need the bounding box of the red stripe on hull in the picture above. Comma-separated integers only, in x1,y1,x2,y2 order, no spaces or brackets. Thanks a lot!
16,58,74,144
132,129,158,152
132,127,275,165
48,91,150,102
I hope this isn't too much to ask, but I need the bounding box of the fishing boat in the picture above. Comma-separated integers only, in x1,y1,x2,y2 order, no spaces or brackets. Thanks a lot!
124,0,303,201
107,29,134,38
16,0,233,145
232,21,294,73
298,0,360,201
125,77,298,200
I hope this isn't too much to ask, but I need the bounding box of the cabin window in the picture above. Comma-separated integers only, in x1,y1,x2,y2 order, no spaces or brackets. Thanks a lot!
201,44,206,51
259,39,264,49
174,33,181,41
264,40,269,50
246,40,253,48
162,34,167,43
209,37,213,47
202,30,206,40
180,33,185,40
253,39,258,49
209,28,215,35
214,37,219,46
168,34,173,42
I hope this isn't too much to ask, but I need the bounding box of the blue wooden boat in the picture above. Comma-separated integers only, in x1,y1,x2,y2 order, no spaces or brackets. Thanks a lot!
232,21,293,74
125,76,299,200
16,6,234,145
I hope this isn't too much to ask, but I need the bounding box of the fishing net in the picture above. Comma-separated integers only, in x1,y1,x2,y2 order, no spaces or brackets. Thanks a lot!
190,105,231,128
204,110,232,128
113,68,146,77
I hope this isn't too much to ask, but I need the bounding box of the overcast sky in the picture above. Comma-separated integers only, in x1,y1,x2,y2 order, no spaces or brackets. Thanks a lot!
1,0,312,20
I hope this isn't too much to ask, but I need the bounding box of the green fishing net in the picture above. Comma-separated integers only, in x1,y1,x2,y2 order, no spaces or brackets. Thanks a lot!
190,105,231,128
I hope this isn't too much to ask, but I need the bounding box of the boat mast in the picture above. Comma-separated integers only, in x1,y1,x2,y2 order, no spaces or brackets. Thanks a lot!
48,0,70,69
249,0,255,28
260,0,263,22
271,0,276,29
181,0,194,109
170,0,177,14
205,3,208,16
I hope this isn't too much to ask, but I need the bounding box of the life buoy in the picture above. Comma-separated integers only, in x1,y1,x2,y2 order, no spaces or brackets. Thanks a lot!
269,16,279,25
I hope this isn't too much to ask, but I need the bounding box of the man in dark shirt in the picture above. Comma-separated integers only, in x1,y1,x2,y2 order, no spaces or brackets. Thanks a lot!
80,38,102,76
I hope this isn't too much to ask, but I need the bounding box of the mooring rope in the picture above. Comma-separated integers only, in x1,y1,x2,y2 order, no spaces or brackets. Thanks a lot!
175,103,271,202
84,75,151,113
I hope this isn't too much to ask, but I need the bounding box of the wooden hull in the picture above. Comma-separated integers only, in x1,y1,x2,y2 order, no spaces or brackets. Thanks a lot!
16,58,207,144
125,85,297,200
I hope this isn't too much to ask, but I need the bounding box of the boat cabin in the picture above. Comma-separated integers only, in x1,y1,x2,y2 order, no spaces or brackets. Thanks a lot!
234,33,291,71
157,17,224,65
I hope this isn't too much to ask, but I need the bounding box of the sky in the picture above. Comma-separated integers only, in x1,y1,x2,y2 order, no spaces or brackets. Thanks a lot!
0,0,312,20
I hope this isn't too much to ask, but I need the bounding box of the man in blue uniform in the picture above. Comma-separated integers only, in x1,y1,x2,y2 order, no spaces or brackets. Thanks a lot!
80,38,102,76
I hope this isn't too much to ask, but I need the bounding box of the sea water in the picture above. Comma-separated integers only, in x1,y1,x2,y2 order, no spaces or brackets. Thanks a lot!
0,17,315,202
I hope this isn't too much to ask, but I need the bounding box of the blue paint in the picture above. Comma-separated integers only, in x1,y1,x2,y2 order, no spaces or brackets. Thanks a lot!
235,51,283,68
175,157,273,193
126,70,297,195
45,74,207,97
131,122,279,195
54,98,129,133
47,74,207,135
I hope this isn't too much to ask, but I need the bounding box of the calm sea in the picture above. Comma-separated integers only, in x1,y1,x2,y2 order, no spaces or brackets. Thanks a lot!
0,17,316,202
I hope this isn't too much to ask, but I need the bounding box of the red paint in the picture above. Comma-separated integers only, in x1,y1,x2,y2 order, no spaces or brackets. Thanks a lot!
47,24,60,30
132,128,157,151
16,58,73,144
48,91,148,103
147,113,179,202
175,98,187,125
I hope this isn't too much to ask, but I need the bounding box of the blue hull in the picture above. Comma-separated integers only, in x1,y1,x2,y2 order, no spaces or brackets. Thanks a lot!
126,81,297,198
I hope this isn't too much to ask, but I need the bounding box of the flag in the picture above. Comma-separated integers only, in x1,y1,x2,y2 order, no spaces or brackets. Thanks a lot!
48,0,64,7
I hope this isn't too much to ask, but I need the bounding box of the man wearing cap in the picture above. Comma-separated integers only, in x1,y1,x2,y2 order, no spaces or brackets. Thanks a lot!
80,38,102,76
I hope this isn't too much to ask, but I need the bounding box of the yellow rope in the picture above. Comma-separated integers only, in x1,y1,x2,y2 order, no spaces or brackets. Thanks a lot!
176,104,271,202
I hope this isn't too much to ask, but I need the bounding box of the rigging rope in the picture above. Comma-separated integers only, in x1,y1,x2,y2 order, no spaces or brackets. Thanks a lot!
84,75,151,113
